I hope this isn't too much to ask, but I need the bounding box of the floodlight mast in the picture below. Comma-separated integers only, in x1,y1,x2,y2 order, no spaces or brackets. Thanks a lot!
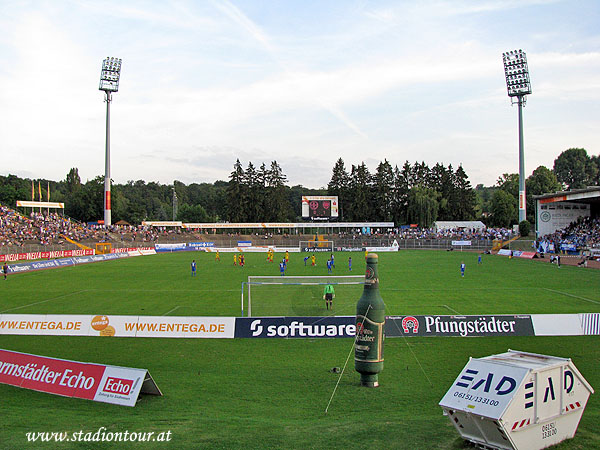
99,57,122,227
503,49,531,224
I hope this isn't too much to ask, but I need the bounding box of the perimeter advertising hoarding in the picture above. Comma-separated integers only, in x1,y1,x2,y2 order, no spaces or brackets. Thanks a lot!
386,315,535,337
0,315,236,339
0,249,94,263
0,349,161,407
4,252,128,274
235,316,356,338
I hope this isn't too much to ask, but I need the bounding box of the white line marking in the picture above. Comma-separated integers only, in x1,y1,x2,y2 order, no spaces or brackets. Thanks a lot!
0,290,88,314
162,306,182,316
543,288,600,305
442,305,462,314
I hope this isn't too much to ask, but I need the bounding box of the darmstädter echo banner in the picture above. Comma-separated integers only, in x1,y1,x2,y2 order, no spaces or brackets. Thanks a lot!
0,349,161,406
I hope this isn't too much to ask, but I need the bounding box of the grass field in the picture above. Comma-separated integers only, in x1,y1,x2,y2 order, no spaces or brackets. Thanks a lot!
0,250,599,449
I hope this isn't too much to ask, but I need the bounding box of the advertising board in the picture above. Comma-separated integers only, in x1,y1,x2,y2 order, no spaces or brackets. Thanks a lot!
0,349,161,407
235,316,355,338
386,315,535,337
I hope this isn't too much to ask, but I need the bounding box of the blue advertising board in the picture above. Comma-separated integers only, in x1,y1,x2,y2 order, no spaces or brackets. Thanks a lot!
235,316,355,338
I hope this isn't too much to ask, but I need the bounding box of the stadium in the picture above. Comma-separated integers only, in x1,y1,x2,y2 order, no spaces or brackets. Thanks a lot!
2,3,600,450
1,190,599,449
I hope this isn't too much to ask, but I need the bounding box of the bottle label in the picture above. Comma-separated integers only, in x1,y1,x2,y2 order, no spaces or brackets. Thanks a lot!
355,315,384,363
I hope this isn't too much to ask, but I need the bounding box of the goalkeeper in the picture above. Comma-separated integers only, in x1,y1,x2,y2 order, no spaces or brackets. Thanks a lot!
323,283,335,310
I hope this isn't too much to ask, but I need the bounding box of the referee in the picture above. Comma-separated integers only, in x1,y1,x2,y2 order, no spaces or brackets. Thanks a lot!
323,283,335,310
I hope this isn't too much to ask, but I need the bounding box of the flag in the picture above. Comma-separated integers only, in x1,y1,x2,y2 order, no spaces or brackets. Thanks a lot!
47,182,50,202
38,181,42,202
31,180,34,201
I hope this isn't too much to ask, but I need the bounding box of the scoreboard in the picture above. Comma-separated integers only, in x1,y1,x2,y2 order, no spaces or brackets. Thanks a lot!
301,196,339,220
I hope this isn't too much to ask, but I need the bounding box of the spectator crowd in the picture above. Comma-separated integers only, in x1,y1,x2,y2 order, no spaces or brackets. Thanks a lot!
536,216,600,254
0,204,100,247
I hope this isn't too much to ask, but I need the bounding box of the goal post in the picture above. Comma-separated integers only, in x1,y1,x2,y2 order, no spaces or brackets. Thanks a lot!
299,240,334,252
243,275,364,317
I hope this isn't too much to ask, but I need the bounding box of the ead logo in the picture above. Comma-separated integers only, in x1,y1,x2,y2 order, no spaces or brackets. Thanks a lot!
103,377,134,395
456,369,517,396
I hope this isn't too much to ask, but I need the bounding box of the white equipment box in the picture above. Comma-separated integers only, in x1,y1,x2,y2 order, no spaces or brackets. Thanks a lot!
439,350,594,450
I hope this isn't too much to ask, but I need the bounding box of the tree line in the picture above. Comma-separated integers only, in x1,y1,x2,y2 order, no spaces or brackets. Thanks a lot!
0,147,597,228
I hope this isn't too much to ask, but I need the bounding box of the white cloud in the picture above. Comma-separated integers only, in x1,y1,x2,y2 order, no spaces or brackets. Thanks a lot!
0,0,598,190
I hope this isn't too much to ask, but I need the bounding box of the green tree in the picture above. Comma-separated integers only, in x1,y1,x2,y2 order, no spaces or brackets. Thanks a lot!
496,173,519,199
372,159,394,221
453,165,476,220
406,185,439,228
65,168,81,194
177,204,209,223
490,189,517,227
327,158,351,220
226,159,246,222
391,162,411,225
348,163,372,221
266,161,292,221
553,148,598,189
244,162,261,222
591,154,600,185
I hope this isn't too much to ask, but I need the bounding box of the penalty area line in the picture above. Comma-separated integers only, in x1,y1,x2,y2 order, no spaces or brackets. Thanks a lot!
0,290,89,314
542,288,600,305
442,305,462,314
162,306,182,316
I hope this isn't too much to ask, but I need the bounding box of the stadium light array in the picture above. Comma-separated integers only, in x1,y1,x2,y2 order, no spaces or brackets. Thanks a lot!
99,57,122,92
502,50,531,97
502,49,531,224
99,57,123,227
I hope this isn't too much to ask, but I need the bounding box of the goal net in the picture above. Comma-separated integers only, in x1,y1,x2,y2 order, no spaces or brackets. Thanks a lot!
299,240,334,252
243,275,364,317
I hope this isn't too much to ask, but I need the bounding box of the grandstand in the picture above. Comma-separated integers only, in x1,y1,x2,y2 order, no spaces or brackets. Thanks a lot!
0,204,101,251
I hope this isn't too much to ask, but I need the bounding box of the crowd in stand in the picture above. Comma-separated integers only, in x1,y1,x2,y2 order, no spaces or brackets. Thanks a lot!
338,226,514,241
536,216,600,253
4,198,598,254
0,205,101,247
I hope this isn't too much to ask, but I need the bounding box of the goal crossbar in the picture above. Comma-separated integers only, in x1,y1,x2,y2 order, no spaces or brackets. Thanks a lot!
243,275,364,317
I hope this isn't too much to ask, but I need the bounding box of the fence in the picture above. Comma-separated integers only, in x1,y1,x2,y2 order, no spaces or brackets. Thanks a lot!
1,236,496,255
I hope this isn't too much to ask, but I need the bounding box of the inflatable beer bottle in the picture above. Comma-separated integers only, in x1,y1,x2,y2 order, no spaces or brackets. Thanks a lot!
355,253,385,387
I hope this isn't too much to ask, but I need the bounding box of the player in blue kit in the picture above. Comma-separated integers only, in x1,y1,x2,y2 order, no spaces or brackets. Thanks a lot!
460,262,465,277
348,256,352,271
279,259,286,276
191,260,197,277
304,256,309,266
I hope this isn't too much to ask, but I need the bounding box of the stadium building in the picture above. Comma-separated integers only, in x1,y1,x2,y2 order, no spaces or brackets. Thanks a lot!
534,186,600,237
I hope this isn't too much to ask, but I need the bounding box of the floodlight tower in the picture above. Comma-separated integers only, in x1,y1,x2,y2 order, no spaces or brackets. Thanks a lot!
502,49,531,223
172,187,178,221
99,57,122,227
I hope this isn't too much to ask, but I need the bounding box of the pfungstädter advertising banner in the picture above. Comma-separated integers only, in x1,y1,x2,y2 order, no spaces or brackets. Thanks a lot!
385,315,535,337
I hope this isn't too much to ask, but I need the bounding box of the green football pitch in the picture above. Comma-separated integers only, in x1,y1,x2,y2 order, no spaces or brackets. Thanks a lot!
0,250,599,449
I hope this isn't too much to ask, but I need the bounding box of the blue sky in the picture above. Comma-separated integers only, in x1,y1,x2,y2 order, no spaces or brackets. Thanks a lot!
0,0,598,188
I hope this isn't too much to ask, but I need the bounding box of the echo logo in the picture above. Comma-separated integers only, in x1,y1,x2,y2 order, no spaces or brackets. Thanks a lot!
103,377,134,395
